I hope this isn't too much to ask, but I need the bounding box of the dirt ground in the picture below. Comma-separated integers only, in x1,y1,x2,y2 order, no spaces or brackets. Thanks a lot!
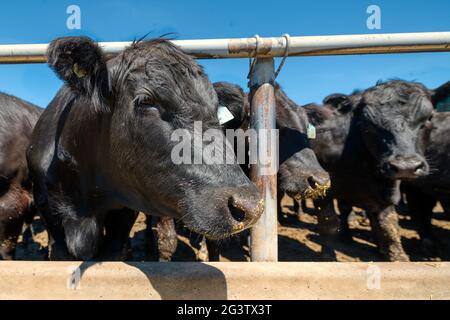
15,195,450,262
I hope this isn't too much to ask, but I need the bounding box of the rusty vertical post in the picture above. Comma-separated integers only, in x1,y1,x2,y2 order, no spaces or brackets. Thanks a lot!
249,58,278,262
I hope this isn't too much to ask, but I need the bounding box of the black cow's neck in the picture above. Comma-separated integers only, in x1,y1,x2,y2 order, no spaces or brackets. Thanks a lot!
337,117,399,208
56,97,121,210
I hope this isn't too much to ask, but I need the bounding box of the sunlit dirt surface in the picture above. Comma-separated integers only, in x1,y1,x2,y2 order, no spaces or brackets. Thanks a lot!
15,196,450,262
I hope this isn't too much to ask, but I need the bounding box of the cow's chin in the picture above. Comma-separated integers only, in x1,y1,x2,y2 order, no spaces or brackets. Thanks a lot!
179,197,263,240
180,214,243,241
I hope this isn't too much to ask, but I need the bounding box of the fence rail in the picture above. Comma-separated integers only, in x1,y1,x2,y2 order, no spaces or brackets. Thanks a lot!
0,32,449,63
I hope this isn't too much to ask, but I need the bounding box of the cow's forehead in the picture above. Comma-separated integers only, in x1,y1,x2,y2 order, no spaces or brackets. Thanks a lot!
362,83,431,117
106,42,218,119
109,39,206,90
362,97,432,127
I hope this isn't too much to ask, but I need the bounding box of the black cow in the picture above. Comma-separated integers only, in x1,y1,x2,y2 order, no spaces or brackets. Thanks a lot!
274,83,331,207
0,93,42,259
149,81,331,261
304,80,434,261
302,91,362,239
27,36,263,261
144,82,252,261
214,82,330,210
402,81,450,251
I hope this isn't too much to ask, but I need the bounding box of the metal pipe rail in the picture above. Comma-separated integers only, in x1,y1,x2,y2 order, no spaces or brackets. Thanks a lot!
0,31,449,63
0,261,449,299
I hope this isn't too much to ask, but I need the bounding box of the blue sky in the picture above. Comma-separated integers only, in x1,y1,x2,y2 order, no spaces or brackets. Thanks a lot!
0,0,449,107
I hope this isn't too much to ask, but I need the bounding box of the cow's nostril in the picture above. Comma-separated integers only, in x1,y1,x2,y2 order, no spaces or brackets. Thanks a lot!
387,157,427,177
228,197,246,222
307,170,331,188
307,176,317,188
389,163,399,172
413,161,426,172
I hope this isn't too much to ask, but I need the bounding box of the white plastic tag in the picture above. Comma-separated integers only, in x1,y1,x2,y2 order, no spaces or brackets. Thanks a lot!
307,123,316,139
217,105,234,125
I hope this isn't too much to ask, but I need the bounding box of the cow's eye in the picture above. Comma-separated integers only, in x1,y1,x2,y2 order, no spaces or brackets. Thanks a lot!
135,95,157,109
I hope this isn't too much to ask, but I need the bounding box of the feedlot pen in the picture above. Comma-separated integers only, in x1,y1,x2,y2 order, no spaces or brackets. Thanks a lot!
1,32,450,299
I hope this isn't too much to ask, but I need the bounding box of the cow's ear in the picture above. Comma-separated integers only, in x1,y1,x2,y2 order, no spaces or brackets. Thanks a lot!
47,36,110,113
214,82,247,130
323,93,352,114
431,81,450,106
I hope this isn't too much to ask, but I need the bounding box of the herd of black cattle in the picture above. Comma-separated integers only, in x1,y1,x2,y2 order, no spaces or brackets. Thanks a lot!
0,36,449,262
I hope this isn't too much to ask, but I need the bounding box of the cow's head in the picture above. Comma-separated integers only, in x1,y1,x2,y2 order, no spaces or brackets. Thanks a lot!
47,37,263,240
276,86,330,200
431,80,450,110
213,82,330,201
354,80,433,180
213,82,247,131
323,93,355,115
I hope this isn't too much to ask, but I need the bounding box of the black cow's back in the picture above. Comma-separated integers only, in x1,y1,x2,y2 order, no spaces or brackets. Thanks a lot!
0,93,43,189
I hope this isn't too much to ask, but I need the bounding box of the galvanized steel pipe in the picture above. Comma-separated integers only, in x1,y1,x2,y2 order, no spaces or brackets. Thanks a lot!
0,32,449,63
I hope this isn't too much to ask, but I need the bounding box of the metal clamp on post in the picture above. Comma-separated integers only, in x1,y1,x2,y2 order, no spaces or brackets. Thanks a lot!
274,33,290,79
247,34,261,81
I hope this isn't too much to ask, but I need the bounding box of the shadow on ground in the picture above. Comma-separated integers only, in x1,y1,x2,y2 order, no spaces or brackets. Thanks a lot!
14,196,450,262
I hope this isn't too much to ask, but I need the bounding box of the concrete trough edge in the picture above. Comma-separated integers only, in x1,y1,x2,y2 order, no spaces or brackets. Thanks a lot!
0,261,449,300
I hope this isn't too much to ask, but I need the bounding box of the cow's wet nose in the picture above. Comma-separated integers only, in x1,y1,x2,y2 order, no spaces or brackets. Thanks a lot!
307,171,331,189
228,193,263,232
387,156,427,178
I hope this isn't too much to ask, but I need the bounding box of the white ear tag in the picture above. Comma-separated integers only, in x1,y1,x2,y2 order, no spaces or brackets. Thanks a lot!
307,123,316,139
217,105,234,125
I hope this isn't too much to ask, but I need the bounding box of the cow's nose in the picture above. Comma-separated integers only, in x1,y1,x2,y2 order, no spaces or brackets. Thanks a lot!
387,156,427,178
228,193,263,232
307,171,331,188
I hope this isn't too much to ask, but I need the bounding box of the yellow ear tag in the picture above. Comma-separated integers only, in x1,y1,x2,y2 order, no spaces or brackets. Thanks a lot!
72,63,87,78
